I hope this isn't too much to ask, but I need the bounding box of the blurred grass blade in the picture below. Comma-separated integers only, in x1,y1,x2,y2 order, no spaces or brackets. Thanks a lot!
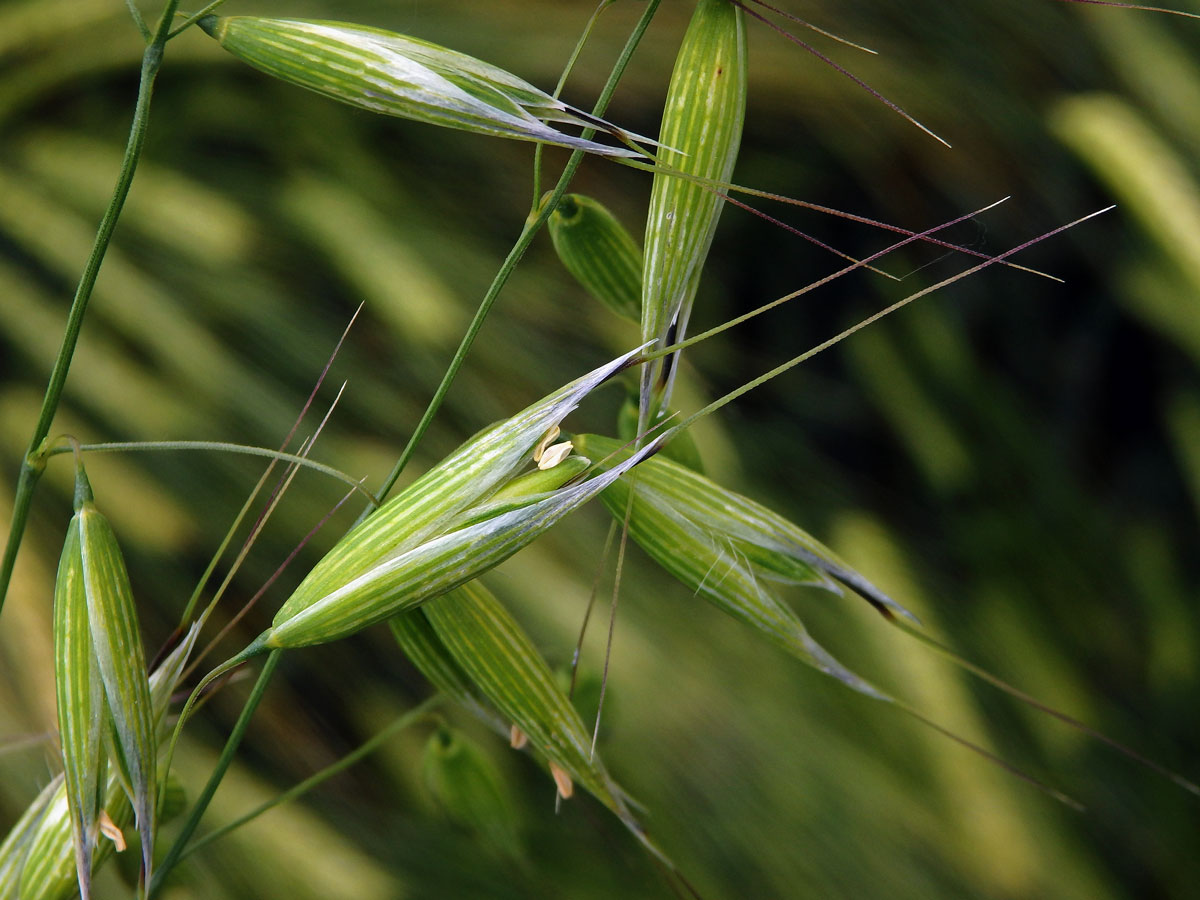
1053,0,1200,19
199,16,651,157
640,0,747,420
1051,93,1200,366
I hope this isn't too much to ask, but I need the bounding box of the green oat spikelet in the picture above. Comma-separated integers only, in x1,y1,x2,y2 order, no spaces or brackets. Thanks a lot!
452,454,591,531
417,583,644,828
421,726,524,861
0,778,59,899
51,465,156,898
15,779,130,900
198,16,653,157
11,628,198,900
256,351,660,651
547,194,643,323
52,520,105,900
640,0,747,422
390,611,503,733
576,434,912,698
393,581,660,858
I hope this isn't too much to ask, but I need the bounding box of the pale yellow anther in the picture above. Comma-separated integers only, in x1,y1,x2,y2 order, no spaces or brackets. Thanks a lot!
509,724,528,749
536,440,574,470
532,425,561,463
549,761,574,799
98,810,127,851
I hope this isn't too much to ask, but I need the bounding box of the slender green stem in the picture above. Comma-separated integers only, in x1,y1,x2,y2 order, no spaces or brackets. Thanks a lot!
531,0,614,210
157,643,267,829
0,0,183,616
42,440,379,507
149,649,282,898
176,695,444,862
366,0,663,514
177,460,281,628
168,0,232,40
126,0,151,41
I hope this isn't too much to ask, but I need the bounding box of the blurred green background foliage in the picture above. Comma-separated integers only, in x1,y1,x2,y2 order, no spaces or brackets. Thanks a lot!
1,0,1198,897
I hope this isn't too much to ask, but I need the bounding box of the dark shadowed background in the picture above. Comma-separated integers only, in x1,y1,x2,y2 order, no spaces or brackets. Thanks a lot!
2,1,1198,897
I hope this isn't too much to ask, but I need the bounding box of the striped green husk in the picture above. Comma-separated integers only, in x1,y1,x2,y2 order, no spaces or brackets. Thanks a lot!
52,479,157,893
264,441,654,649
389,611,503,732
52,517,105,900
274,350,639,629
640,0,747,415
392,587,653,850
6,628,197,900
420,582,629,814
75,504,156,882
200,17,648,157
575,434,908,698
15,778,132,900
0,778,59,898
578,435,911,617
548,194,643,323
453,455,591,531
260,352,661,651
